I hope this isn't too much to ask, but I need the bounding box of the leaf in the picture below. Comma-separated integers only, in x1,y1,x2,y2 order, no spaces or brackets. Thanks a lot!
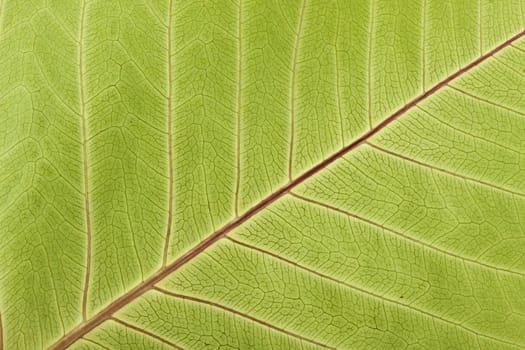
1,0,525,349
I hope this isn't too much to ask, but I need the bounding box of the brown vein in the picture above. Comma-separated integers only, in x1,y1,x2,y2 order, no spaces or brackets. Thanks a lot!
151,286,334,349
448,84,525,117
366,141,525,198
289,191,525,279
422,0,427,91
234,0,243,217
111,317,184,350
479,0,483,55
334,12,345,148
225,236,524,349
511,43,525,54
162,0,175,267
416,104,520,153
47,28,525,350
367,0,375,129
79,0,92,322
82,337,110,350
288,0,306,181
82,337,111,350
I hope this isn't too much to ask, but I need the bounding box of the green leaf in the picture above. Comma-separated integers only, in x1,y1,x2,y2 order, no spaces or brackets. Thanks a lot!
1,0,525,349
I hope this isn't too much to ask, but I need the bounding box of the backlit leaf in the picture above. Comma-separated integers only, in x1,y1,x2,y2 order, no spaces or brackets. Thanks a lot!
1,1,525,349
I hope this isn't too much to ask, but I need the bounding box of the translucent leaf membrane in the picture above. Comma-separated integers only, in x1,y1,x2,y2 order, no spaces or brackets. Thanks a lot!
0,0,524,349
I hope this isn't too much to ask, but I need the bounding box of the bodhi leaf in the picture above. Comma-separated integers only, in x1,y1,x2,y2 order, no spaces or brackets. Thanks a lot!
1,0,525,349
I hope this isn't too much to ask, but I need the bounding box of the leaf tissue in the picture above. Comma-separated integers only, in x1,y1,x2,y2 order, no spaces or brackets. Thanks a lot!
1,0,525,349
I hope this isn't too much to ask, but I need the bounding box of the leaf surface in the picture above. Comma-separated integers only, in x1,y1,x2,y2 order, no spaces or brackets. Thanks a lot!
1,1,525,349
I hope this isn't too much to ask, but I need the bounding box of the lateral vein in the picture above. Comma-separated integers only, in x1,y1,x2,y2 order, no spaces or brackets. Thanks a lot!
289,191,525,279
162,0,175,267
111,317,184,350
151,286,334,349
79,0,92,322
226,236,525,349
288,0,307,181
367,0,375,129
234,0,243,217
448,84,525,118
366,141,525,198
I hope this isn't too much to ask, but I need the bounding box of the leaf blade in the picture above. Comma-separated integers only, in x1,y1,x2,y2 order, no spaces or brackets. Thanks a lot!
47,27,525,350
1,1,525,348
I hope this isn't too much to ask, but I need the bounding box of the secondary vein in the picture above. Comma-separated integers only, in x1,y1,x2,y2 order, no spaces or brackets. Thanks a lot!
367,0,375,129
111,317,184,350
226,236,524,349
290,191,525,278
367,141,525,198
79,0,92,322
234,0,243,217
288,0,306,181
162,0,175,267
152,286,334,349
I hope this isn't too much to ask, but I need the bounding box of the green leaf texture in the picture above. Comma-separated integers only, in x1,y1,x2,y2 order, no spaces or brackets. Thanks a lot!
1,0,525,349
